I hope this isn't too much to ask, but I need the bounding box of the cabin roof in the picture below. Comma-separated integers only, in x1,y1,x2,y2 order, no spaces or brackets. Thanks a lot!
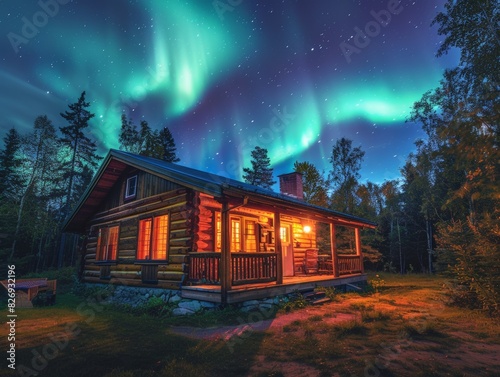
63,149,377,232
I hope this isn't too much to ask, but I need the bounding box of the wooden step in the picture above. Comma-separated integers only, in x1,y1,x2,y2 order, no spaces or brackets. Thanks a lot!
310,297,331,305
301,290,331,305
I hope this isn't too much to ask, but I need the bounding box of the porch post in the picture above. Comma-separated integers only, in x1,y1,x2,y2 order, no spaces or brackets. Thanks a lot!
221,199,232,304
354,227,364,273
330,223,339,277
274,212,283,284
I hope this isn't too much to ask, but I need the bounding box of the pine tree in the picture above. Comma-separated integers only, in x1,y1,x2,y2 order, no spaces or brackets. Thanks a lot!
242,146,276,189
119,114,140,153
9,116,60,262
0,128,23,200
59,91,101,216
159,126,180,162
0,128,23,263
24,115,61,270
139,120,155,157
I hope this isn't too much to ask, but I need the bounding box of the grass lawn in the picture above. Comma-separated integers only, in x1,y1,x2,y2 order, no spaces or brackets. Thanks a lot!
1,273,499,377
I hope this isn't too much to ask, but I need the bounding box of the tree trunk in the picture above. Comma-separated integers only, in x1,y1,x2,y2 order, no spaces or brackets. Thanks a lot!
426,219,433,274
397,217,403,274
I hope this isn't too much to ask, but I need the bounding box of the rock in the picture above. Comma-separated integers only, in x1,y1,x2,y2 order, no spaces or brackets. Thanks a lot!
259,303,275,312
199,301,217,308
169,294,182,303
178,300,202,312
242,300,260,307
173,308,195,316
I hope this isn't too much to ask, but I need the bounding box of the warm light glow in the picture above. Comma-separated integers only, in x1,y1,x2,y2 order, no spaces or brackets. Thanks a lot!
137,215,168,260
303,225,312,234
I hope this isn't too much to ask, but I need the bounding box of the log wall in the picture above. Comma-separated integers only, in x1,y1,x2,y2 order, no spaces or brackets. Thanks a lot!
287,218,318,275
82,171,196,289
194,193,221,252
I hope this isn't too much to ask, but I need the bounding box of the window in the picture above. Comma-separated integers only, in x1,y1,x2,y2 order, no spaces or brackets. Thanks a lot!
96,226,119,261
280,226,290,243
215,213,260,252
137,215,168,260
231,218,241,252
215,212,221,251
125,175,137,200
244,220,257,252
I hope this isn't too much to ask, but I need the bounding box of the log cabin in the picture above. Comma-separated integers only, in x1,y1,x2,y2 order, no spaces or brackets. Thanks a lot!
64,149,377,305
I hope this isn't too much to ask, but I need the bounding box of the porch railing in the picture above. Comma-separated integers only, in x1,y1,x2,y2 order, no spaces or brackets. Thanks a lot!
188,252,278,285
188,252,362,285
232,252,277,285
338,255,363,275
188,252,220,283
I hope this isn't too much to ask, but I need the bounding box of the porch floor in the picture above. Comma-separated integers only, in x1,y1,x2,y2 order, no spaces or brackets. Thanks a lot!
181,273,367,304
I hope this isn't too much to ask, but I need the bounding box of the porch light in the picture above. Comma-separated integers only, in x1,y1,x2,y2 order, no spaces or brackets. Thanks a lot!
303,225,312,233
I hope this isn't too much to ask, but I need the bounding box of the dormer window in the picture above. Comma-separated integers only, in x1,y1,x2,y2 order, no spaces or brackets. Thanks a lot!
125,175,137,200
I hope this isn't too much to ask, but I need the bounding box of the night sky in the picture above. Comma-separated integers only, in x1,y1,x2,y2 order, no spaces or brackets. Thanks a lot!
1,0,460,187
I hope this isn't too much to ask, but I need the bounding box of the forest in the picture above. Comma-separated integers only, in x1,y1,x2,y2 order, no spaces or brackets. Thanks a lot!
0,0,498,314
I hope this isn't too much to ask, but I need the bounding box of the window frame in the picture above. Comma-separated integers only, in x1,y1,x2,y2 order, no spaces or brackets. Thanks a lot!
244,219,257,252
125,175,138,200
230,217,242,252
96,225,120,262
136,214,169,262
214,212,261,252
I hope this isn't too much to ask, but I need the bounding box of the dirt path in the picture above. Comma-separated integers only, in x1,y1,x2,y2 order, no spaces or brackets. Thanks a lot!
170,306,358,341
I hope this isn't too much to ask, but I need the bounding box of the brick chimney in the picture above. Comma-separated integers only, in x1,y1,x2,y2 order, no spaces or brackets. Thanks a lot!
278,172,304,200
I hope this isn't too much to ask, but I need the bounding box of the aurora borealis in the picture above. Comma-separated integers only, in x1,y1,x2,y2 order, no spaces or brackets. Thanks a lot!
1,0,459,186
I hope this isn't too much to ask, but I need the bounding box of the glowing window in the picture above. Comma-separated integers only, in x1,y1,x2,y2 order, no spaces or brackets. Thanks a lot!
96,226,119,261
231,218,241,252
137,215,168,260
280,226,289,243
245,220,257,252
215,212,221,251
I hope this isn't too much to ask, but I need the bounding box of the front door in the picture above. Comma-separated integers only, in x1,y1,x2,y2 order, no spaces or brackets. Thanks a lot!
280,223,294,277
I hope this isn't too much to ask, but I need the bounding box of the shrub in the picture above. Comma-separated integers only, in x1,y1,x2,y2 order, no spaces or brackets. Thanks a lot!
315,285,338,300
142,296,171,317
279,292,308,312
369,274,385,293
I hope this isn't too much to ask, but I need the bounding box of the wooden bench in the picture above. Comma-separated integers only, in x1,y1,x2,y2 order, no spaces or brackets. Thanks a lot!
1,278,57,308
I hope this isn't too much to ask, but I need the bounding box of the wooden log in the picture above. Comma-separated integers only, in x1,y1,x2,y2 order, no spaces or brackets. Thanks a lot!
118,249,136,257
170,229,190,239
110,271,142,280
94,189,186,218
92,197,188,224
196,240,210,250
169,238,192,247
83,270,100,277
115,264,141,272
170,219,192,231
83,276,182,289
196,231,213,242
169,247,191,255
169,255,188,264
158,271,185,280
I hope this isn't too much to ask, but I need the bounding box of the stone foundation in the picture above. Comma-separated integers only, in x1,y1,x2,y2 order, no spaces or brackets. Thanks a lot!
82,283,284,316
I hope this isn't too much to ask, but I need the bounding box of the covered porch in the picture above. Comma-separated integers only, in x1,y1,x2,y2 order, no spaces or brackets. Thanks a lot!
186,198,369,304
182,273,367,304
